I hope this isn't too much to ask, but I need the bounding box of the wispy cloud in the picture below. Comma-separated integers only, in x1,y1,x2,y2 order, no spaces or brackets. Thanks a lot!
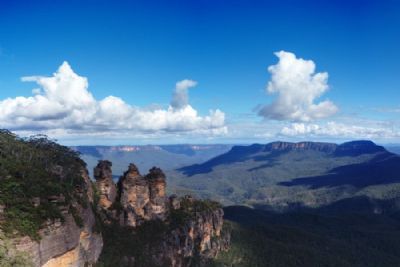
280,121,400,140
372,107,400,113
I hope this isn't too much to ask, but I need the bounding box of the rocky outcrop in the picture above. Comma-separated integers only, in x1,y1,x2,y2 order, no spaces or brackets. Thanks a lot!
14,210,102,267
95,162,230,267
265,141,338,153
152,199,230,267
146,167,168,221
118,163,151,227
12,168,103,267
94,160,117,209
103,196,230,267
96,161,168,227
7,159,226,267
0,131,227,267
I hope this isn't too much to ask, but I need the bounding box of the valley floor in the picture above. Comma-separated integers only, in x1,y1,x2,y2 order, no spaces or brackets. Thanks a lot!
209,206,400,267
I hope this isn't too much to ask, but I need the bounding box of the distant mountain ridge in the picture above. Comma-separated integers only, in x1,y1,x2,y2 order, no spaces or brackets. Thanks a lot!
169,140,400,212
386,145,400,155
179,140,387,176
71,144,232,178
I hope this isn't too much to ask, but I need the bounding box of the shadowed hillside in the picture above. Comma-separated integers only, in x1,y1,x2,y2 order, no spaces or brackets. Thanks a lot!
169,141,400,211
210,205,400,267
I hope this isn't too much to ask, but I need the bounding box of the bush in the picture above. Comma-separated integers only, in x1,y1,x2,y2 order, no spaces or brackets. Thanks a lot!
0,232,33,267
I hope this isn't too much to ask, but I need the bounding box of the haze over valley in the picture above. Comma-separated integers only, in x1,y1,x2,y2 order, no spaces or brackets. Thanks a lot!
1,1,400,266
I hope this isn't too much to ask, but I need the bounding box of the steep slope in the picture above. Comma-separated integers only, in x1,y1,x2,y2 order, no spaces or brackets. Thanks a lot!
171,140,400,211
0,131,230,267
93,160,230,267
0,130,102,267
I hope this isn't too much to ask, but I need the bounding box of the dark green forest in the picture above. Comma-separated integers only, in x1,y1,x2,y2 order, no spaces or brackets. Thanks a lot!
210,206,400,267
0,130,88,240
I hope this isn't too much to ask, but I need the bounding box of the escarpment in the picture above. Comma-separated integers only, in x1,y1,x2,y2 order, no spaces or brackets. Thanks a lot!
0,132,103,267
153,197,230,266
94,160,230,267
0,131,228,267
9,169,103,267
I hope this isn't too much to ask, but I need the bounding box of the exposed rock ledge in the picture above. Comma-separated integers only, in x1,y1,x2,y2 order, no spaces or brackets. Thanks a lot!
5,160,228,267
95,161,230,267
11,170,103,267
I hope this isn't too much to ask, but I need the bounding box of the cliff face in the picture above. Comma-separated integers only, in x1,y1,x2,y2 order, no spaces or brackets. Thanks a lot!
152,199,230,267
0,132,228,267
94,161,230,267
11,169,103,267
265,141,338,153
4,157,228,267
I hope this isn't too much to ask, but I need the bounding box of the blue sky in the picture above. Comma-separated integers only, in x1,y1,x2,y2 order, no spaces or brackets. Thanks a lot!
0,0,399,144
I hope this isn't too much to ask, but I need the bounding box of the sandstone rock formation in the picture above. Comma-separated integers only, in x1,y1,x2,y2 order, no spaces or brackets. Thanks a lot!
146,167,168,220
153,200,229,267
96,161,168,227
108,196,230,267
118,163,151,226
94,162,230,267
7,159,227,267
94,160,117,209
0,131,228,267
12,168,103,267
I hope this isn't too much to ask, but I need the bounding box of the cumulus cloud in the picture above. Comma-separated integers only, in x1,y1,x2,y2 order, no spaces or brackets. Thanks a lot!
281,122,400,139
0,62,226,136
170,79,197,110
258,51,338,122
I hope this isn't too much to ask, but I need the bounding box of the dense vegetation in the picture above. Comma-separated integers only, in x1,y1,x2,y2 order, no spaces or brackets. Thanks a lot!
209,206,400,267
96,220,169,267
97,197,222,267
0,130,87,239
0,232,33,267
169,141,400,212
3,132,400,266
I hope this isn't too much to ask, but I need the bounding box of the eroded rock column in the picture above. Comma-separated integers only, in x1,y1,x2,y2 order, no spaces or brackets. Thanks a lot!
94,160,117,210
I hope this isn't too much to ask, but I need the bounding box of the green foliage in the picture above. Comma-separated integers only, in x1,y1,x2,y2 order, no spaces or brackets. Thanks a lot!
0,232,33,267
169,208,192,228
210,207,400,267
97,197,223,266
168,146,400,212
69,206,84,228
0,130,87,239
92,184,100,208
96,221,168,267
180,198,222,212
169,198,222,229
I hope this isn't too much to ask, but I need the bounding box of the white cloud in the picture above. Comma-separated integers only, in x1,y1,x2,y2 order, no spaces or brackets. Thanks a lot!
281,122,400,139
0,62,226,136
170,79,197,110
258,51,338,122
